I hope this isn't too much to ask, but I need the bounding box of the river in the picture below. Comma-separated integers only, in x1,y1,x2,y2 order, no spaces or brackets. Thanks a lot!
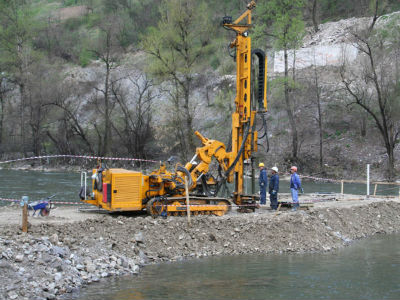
65,233,400,300
0,169,398,205
1,170,399,299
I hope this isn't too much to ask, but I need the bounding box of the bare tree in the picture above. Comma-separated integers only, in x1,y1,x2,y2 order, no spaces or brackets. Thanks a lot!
309,51,324,172
110,74,157,159
306,0,319,33
90,15,123,156
369,0,388,32
341,14,400,179
46,79,95,154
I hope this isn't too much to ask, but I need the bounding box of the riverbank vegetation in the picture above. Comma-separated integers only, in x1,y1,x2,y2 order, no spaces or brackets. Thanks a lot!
0,0,399,179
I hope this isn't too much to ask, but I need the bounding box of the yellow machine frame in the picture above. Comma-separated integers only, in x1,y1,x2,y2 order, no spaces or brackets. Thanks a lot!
81,1,267,216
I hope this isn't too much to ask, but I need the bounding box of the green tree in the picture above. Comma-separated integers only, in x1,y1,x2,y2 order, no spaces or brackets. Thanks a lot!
143,0,214,160
101,0,162,47
0,0,41,156
254,0,305,160
0,72,13,152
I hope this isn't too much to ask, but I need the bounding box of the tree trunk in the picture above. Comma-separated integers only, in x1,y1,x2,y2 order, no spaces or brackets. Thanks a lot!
19,82,27,156
312,0,319,32
387,143,395,180
360,113,366,137
103,62,111,156
284,47,298,159
183,82,195,158
0,95,4,149
32,126,40,156
314,62,323,171
317,92,323,171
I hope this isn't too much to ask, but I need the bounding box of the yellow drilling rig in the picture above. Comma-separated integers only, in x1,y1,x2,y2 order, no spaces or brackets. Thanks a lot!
79,1,268,217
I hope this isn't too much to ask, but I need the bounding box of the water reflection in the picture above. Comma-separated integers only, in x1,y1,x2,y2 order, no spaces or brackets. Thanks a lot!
68,234,400,300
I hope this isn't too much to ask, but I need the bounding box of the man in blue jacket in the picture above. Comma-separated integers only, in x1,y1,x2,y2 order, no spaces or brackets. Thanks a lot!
290,166,303,211
269,166,279,210
259,163,268,205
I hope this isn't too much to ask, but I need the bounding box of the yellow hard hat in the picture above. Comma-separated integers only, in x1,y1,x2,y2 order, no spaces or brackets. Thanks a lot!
259,162,264,167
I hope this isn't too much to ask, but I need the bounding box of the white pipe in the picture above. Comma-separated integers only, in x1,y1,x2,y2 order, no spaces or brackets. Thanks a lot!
367,164,370,198
80,172,87,200
185,176,191,226
341,180,344,198
189,154,198,164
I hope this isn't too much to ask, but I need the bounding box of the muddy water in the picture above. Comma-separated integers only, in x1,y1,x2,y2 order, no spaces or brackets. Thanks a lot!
0,169,398,205
67,234,400,300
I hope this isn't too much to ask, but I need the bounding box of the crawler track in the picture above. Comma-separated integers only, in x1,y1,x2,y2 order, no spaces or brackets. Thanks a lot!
146,196,232,217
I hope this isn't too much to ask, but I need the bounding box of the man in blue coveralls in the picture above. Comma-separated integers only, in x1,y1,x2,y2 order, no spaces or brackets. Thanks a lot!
269,166,279,210
259,163,268,205
290,166,303,211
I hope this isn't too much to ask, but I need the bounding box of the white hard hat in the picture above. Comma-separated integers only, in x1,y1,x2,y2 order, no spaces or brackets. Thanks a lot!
271,166,278,173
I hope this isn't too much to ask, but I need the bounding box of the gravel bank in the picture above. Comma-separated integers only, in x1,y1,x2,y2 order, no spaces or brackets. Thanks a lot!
1,196,400,300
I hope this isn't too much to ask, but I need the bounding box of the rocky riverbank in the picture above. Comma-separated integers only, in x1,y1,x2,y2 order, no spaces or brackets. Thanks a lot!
1,196,400,300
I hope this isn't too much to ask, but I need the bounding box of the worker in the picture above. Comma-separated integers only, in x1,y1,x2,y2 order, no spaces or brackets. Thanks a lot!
290,166,303,211
259,163,268,205
269,166,279,210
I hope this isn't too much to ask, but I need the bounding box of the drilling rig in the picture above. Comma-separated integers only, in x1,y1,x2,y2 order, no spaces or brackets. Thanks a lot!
79,1,268,217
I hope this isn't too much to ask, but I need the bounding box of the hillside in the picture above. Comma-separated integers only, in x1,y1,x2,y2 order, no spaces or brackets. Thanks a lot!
263,11,400,181
0,0,399,181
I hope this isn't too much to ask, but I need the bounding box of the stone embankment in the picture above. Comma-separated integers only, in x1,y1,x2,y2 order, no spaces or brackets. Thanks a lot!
0,196,400,300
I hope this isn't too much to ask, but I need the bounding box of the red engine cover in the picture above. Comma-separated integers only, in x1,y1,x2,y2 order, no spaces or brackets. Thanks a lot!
102,183,108,203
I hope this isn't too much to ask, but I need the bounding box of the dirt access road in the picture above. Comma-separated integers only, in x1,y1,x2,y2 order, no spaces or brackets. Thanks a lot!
0,192,398,227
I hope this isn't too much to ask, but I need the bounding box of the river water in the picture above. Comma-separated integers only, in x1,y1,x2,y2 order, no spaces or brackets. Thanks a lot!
66,233,400,300
0,169,80,204
0,170,399,299
0,169,398,205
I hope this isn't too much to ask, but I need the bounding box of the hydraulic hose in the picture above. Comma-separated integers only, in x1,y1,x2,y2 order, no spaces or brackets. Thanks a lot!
258,113,270,152
214,120,253,195
251,49,269,152
251,49,266,110
144,181,164,204
176,165,193,189
225,118,254,177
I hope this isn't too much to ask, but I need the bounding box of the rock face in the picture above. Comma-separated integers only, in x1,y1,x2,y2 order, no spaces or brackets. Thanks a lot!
273,11,400,73
0,199,399,299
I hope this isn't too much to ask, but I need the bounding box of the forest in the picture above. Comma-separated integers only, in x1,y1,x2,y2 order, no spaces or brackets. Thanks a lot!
0,0,399,179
